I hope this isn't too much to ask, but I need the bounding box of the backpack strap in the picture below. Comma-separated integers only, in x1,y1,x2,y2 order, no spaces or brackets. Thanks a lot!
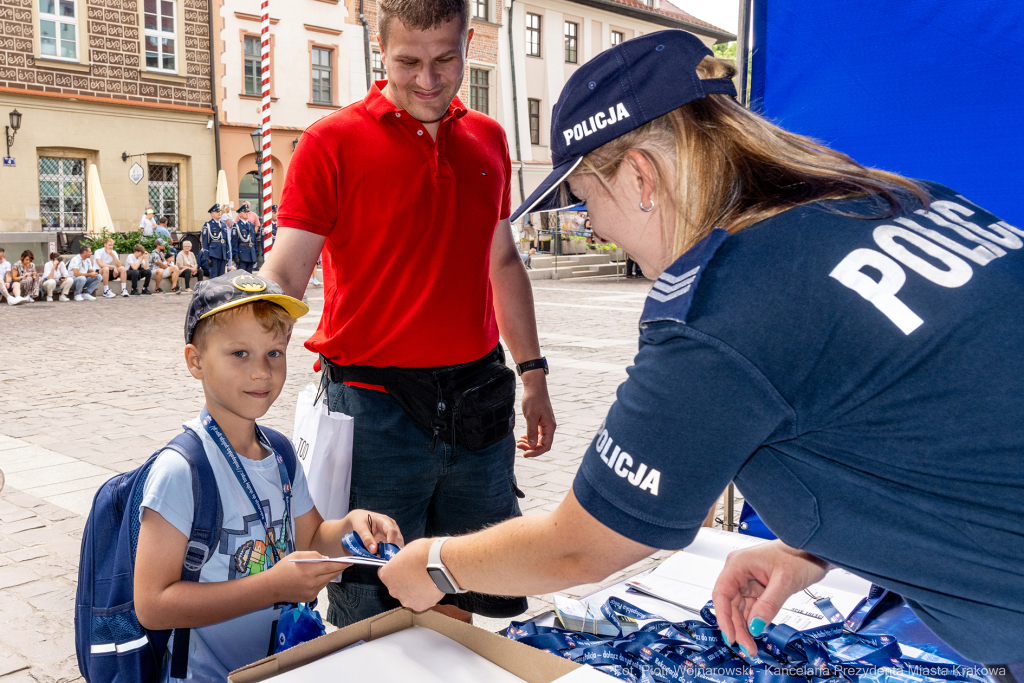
259,426,297,485
163,428,222,680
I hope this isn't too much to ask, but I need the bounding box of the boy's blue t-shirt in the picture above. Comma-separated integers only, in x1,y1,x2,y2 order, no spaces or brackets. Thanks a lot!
572,183,1024,664
141,417,315,682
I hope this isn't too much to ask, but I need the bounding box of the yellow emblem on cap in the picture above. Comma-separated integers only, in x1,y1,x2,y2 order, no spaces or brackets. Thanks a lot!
232,274,267,293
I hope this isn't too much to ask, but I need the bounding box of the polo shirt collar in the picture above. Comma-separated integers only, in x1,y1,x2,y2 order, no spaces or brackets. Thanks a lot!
364,80,469,122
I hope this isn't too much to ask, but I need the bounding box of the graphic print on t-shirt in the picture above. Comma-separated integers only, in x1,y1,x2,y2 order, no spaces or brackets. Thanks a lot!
224,504,288,579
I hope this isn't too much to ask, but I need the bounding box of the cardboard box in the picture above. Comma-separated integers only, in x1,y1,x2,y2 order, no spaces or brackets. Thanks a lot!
229,608,582,683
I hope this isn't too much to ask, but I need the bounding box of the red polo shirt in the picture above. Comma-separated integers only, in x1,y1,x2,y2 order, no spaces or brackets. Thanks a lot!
279,82,511,369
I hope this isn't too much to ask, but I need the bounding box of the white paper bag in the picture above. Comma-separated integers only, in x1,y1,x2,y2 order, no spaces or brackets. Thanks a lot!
292,382,353,522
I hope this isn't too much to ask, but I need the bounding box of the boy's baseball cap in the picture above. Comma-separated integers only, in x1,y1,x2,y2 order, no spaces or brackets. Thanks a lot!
184,273,309,344
509,29,736,224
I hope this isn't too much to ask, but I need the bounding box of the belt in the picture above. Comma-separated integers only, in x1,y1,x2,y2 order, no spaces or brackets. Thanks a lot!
320,347,501,386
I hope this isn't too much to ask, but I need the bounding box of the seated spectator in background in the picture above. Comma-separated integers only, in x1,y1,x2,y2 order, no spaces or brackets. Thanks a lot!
155,216,172,241
68,245,101,301
41,252,73,301
139,206,156,237
11,250,41,302
95,237,129,298
0,247,24,306
148,239,180,293
175,240,202,292
126,244,152,295
196,247,211,278
155,216,176,256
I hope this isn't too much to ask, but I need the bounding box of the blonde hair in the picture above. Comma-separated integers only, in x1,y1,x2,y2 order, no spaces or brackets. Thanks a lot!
572,57,929,259
191,300,295,350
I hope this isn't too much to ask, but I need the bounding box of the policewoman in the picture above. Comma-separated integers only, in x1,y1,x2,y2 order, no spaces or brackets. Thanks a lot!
232,203,261,273
380,29,1024,674
202,204,232,278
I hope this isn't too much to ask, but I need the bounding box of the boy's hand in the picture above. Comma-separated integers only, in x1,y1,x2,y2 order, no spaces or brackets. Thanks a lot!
347,510,404,555
267,551,348,603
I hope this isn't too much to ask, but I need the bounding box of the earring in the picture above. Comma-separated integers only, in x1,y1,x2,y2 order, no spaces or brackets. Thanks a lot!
639,199,655,213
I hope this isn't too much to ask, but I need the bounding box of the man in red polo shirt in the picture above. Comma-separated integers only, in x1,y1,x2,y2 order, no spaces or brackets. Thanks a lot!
260,0,556,627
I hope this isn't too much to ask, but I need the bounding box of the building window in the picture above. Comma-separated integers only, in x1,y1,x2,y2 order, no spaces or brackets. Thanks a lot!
244,35,260,95
526,13,541,58
148,164,179,229
144,0,176,71
39,0,77,60
611,30,624,46
312,47,333,105
528,98,540,146
39,157,86,231
372,50,386,82
564,21,578,64
472,0,487,21
469,68,489,116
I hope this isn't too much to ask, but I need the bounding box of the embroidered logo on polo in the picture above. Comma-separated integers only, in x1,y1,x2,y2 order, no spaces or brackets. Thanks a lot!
649,266,700,303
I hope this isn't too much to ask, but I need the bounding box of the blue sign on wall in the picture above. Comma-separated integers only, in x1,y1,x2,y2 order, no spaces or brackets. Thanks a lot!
2,157,14,167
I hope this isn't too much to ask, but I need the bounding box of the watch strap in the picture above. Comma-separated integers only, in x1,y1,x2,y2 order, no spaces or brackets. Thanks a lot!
516,357,549,376
428,537,468,594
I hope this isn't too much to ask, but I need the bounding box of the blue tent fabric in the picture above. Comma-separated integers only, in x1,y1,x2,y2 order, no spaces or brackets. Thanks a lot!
750,0,1023,225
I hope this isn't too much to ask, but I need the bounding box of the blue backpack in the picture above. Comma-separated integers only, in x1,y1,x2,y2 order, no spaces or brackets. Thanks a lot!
74,426,296,683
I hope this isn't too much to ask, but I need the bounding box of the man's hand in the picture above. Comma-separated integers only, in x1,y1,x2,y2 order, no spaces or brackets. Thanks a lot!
711,540,831,656
379,538,444,612
264,551,349,604
345,509,404,555
518,371,555,458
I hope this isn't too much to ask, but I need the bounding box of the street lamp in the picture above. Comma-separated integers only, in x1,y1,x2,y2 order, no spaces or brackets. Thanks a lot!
5,109,21,158
250,124,263,167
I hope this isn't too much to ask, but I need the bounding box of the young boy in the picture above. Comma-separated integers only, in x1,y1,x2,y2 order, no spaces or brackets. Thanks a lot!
134,273,403,682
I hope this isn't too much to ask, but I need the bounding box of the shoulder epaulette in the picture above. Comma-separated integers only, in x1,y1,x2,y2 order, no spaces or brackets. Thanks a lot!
640,228,729,326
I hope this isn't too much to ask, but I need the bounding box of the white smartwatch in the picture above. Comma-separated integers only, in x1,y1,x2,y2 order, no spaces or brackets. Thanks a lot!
426,537,468,594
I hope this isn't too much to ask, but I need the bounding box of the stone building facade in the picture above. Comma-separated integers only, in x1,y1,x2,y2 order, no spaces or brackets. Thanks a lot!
0,0,218,254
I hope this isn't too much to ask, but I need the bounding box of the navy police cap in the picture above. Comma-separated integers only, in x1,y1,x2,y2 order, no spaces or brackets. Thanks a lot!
208,203,221,213
509,30,736,224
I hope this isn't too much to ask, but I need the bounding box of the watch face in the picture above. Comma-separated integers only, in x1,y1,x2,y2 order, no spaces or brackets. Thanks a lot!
427,567,457,594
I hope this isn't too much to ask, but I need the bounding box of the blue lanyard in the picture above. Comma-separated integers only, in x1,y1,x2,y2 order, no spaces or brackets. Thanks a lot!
507,598,985,683
200,408,292,564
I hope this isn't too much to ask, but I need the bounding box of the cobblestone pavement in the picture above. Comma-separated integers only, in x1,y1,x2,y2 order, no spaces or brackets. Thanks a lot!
0,275,695,682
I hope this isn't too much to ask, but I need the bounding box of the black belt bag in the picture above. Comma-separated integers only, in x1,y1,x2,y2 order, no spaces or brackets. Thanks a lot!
321,345,516,452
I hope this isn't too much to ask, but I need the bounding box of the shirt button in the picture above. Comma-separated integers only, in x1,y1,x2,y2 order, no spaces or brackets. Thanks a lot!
395,112,401,118
417,130,423,136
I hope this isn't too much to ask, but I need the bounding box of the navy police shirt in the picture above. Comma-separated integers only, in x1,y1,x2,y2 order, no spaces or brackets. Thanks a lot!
573,182,1024,663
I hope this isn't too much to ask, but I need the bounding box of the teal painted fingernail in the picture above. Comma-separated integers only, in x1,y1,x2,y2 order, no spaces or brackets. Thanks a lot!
738,643,750,657
749,617,766,637
722,632,732,646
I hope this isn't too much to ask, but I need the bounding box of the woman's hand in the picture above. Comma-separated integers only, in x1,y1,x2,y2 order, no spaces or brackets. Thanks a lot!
711,540,831,657
379,538,444,612
264,551,348,603
346,509,404,555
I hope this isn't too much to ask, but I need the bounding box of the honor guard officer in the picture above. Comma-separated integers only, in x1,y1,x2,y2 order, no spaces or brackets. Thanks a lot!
232,203,260,273
202,204,232,278
379,29,1024,673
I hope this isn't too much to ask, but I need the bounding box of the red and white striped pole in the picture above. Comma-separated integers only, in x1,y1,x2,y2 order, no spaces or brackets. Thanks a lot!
260,0,273,254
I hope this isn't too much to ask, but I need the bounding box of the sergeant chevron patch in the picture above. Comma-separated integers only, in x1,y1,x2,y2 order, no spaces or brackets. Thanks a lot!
641,228,730,326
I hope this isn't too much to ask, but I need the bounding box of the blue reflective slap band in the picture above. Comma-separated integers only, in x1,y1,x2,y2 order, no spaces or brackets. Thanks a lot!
341,530,401,561
200,408,291,564
507,596,977,683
